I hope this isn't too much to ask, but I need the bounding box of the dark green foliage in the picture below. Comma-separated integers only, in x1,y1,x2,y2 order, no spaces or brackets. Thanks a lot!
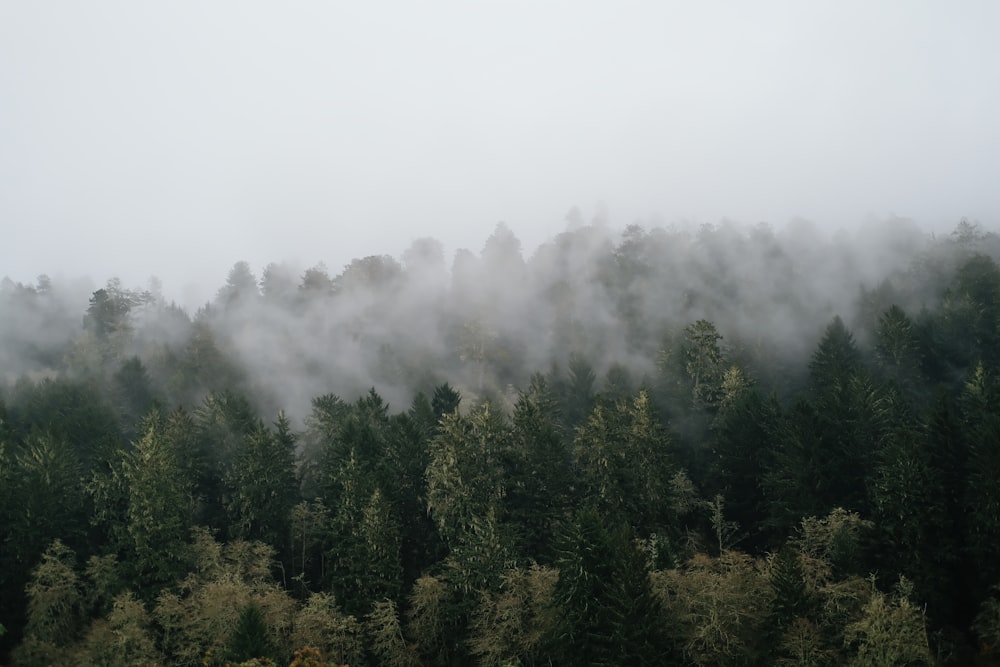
227,603,277,664
192,390,259,532
171,320,246,401
960,364,1000,595
224,413,298,550
431,382,461,420
6,376,123,469
113,356,157,438
808,316,861,393
573,390,674,533
506,375,573,558
548,508,675,666
764,320,898,534
8,221,1000,661
683,319,726,409
770,546,813,629
217,261,260,309
561,352,597,428
870,425,957,619
709,386,781,550
85,281,138,342
874,305,926,400
939,254,1000,369
0,432,88,654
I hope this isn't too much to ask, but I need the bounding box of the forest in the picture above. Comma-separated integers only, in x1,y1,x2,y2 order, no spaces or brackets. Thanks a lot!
3,216,1000,666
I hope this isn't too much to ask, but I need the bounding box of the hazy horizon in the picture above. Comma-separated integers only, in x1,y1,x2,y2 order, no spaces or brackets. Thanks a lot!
3,1,999,307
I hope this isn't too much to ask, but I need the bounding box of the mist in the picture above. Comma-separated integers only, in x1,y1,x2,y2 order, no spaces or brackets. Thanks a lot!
2,1,999,414
1,215,990,428
3,2,999,304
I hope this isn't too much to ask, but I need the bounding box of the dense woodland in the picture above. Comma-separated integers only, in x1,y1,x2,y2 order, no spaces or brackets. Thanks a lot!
4,216,1000,665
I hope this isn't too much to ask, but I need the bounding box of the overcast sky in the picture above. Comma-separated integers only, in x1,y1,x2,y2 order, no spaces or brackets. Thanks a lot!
2,1,999,307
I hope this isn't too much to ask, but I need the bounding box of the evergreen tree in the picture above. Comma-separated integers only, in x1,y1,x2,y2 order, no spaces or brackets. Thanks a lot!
224,415,298,551
874,305,923,393
960,363,1000,595
425,403,509,549
573,390,674,532
683,319,726,409
770,545,814,630
506,375,573,558
561,352,597,428
226,603,278,664
708,379,781,549
431,382,462,421
120,411,193,589
870,425,956,619
548,508,674,665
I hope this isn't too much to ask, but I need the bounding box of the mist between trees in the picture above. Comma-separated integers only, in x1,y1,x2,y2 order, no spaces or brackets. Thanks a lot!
2,215,1000,665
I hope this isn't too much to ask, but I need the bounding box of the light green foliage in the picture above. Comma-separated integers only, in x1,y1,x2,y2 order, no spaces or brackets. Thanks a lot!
794,509,873,581
367,599,421,667
718,365,752,411
425,402,510,547
974,587,1000,655
706,494,740,555
153,532,296,667
573,389,674,530
406,574,461,664
84,552,123,617
291,592,364,667
775,618,833,667
71,592,164,666
654,551,769,666
467,564,558,667
684,319,726,408
406,575,455,660
23,540,83,646
122,411,193,587
843,579,932,666
290,499,331,592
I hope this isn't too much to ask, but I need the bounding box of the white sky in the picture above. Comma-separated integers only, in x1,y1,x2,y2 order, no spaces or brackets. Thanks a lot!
2,1,999,307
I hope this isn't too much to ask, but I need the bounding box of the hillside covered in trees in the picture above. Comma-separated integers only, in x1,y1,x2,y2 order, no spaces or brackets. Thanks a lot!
3,217,1000,665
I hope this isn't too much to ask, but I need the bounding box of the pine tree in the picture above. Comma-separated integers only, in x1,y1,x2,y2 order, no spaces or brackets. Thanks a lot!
770,545,814,629
226,603,278,664
506,375,573,558
960,364,1000,594
224,414,298,550
121,411,192,589
548,508,674,665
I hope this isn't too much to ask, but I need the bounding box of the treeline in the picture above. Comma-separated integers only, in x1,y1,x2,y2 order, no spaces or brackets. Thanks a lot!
2,218,1000,664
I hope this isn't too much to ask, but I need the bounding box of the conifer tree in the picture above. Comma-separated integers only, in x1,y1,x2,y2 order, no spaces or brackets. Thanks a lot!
549,508,674,665
121,411,192,589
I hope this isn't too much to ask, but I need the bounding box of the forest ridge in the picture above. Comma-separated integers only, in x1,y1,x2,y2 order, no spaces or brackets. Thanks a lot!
2,217,1000,665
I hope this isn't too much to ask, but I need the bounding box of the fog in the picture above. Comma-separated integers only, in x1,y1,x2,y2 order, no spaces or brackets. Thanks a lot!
2,2,999,419
2,2,999,308
3,212,992,429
